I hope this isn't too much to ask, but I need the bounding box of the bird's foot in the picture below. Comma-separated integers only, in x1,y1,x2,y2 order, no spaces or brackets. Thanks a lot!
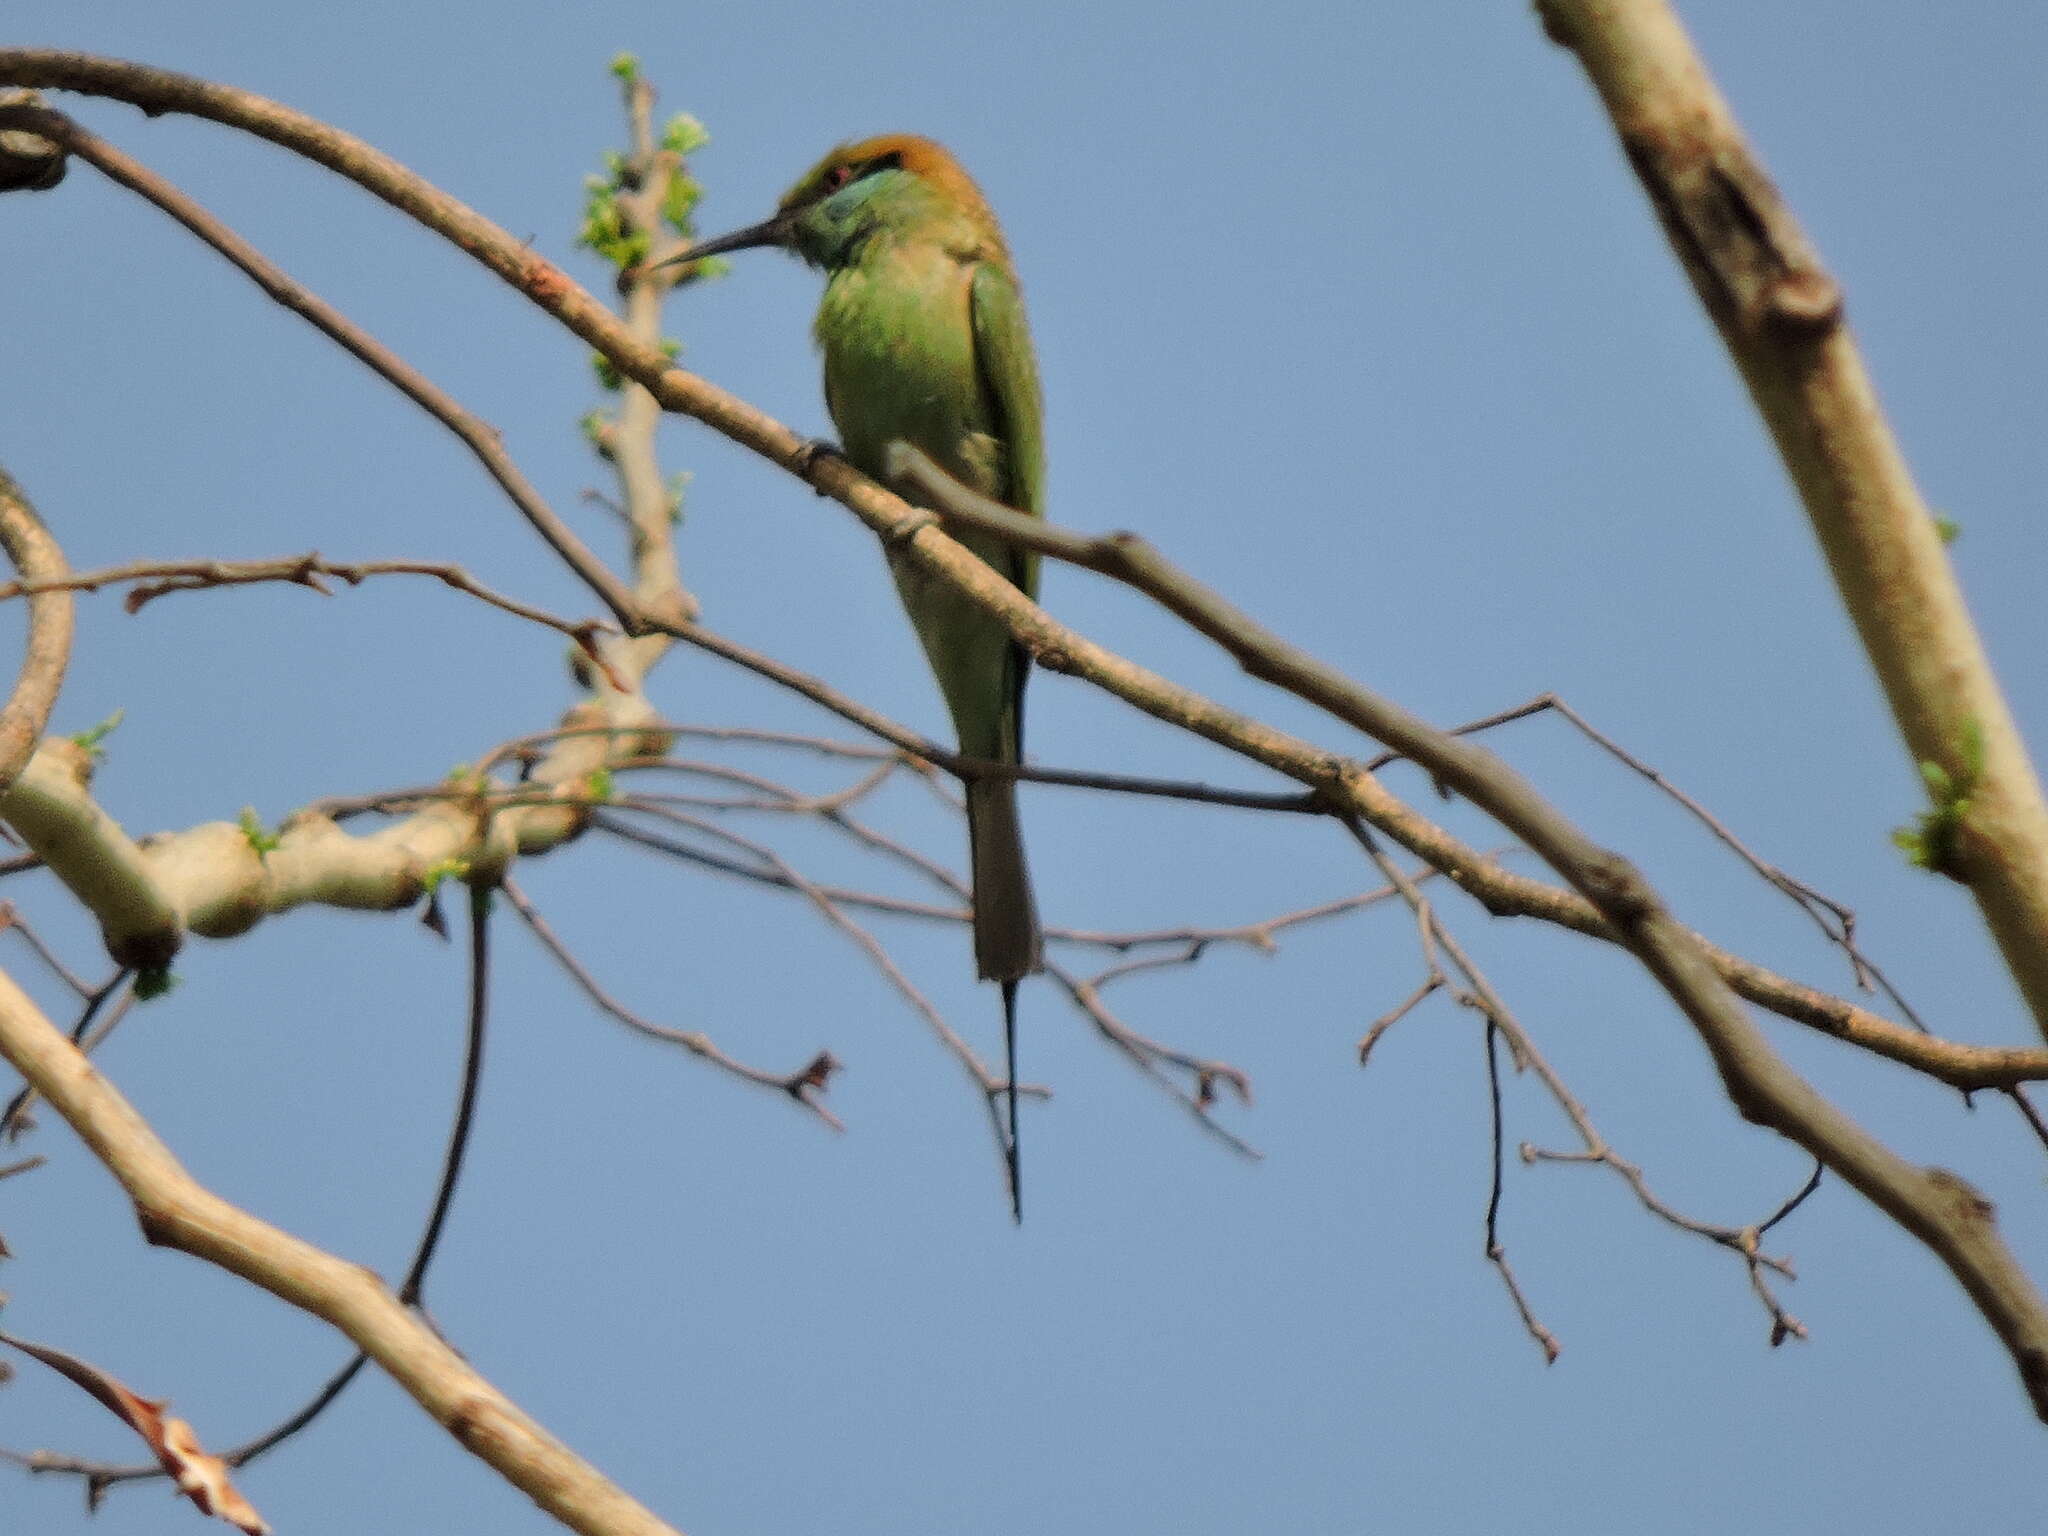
796,437,845,493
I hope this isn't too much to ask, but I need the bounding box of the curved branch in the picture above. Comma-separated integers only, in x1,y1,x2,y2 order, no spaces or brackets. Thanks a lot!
0,466,73,792
0,967,684,1536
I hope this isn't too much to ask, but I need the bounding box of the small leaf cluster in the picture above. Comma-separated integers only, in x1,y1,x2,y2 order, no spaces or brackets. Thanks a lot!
589,335,679,394
1893,718,1986,880
238,807,282,858
68,708,125,762
573,73,718,279
134,965,178,1002
420,856,471,898
576,147,651,272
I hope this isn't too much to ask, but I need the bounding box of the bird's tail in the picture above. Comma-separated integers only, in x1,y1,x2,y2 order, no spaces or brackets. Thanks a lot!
967,776,1041,985
968,777,1039,1222
1001,977,1022,1222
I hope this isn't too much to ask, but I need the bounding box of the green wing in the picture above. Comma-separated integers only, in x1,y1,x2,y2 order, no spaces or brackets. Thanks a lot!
970,261,1046,603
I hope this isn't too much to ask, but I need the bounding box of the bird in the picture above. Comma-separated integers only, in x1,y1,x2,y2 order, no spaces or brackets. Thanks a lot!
657,136,1044,1216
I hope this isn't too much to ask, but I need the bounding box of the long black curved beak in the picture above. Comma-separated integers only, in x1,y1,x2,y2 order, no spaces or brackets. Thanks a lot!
647,212,796,273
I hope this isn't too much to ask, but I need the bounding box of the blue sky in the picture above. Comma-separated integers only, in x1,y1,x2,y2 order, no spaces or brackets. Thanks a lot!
4,3,2046,1533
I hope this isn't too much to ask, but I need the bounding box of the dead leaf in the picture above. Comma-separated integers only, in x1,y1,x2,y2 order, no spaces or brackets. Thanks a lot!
0,1327,269,1534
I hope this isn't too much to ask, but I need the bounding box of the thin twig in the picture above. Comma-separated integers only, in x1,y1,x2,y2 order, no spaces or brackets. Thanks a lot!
1379,692,1927,1031
403,882,493,1309
1483,1022,1561,1363
2007,1088,2048,1160
1357,977,1444,1068
0,105,645,630
1044,958,1261,1159
501,877,843,1129
0,553,625,691
0,901,96,998
481,715,1319,817
1346,815,1811,1342
589,807,1038,1181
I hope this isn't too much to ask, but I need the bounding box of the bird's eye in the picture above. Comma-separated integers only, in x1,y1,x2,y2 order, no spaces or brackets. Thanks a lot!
824,165,852,190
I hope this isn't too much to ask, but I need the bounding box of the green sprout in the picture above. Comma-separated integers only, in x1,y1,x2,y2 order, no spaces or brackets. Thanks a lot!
664,469,691,522
238,807,282,858
421,856,471,897
575,176,650,272
661,112,710,158
69,708,125,761
1892,718,1986,880
134,966,179,1002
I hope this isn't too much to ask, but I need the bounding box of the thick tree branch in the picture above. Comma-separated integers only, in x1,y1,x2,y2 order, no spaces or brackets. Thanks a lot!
1530,0,2048,1042
0,967,685,1536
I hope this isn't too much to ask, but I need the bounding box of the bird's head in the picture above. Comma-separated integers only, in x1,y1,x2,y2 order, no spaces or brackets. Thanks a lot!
652,135,1001,274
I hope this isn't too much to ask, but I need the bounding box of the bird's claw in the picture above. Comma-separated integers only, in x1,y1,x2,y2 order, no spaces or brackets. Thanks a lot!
797,438,845,492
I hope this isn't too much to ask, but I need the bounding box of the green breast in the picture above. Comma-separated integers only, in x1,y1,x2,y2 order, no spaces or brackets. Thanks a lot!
815,246,1008,501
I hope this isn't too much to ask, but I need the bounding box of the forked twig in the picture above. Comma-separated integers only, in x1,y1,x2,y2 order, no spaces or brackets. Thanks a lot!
501,876,844,1129
1345,815,1817,1348
1376,692,1927,1032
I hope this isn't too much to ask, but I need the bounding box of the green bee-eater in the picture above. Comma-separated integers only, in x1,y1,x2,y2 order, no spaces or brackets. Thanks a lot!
661,136,1044,1213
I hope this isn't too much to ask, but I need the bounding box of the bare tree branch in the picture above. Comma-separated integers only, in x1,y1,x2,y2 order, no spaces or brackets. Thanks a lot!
1531,0,2048,1043
0,466,73,791
0,967,687,1536
1482,1023,1562,1365
502,875,845,1130
1344,817,1811,1347
0,553,623,687
0,101,646,630
9,888,506,1494
0,903,98,1000
1381,692,1928,1033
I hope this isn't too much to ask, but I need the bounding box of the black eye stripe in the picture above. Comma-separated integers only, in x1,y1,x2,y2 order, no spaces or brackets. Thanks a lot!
813,149,905,204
